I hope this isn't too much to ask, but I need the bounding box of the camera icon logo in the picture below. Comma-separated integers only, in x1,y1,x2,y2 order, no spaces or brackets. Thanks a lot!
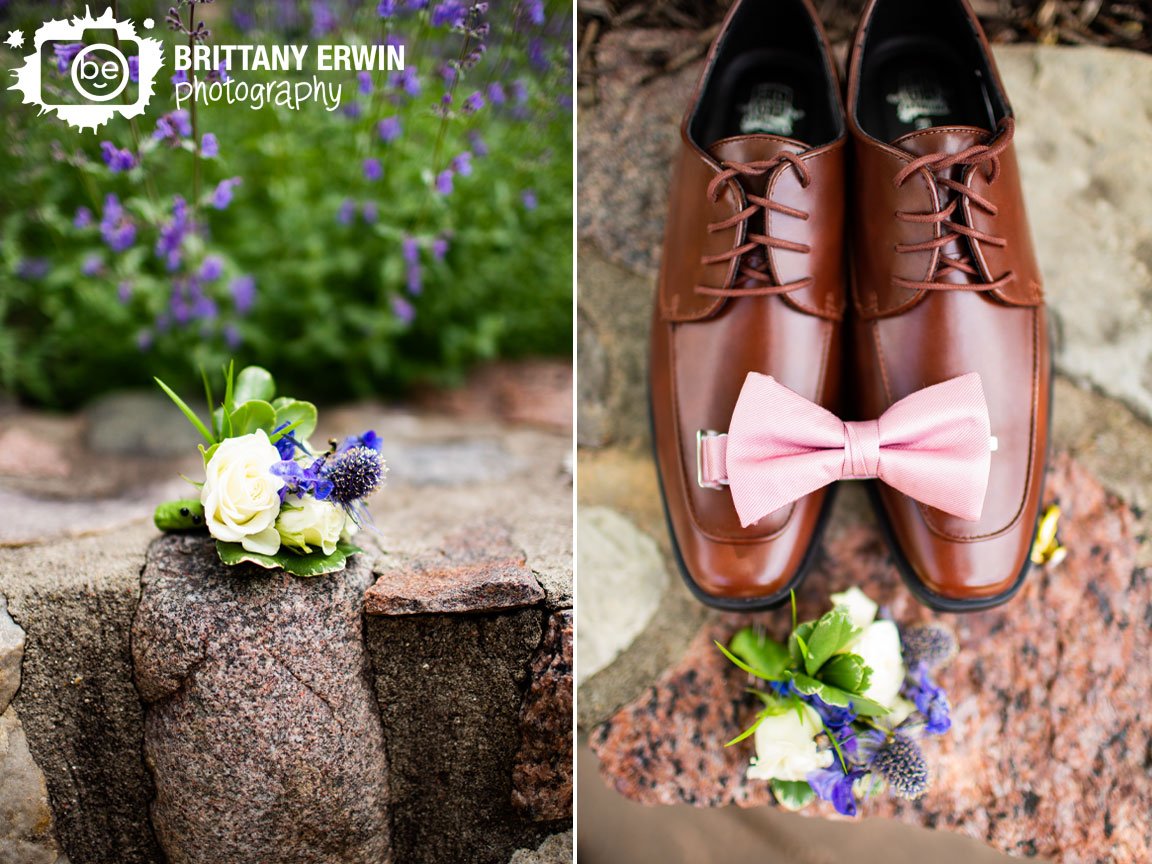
9,7,165,132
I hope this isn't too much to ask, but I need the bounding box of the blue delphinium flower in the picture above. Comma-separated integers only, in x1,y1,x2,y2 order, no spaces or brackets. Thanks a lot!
211,177,242,210
339,430,384,454
378,116,402,142
272,458,334,501
230,275,256,313
808,762,867,817
909,666,952,735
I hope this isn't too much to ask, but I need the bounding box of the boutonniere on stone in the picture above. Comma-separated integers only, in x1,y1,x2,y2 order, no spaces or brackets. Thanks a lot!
152,363,387,577
717,587,957,816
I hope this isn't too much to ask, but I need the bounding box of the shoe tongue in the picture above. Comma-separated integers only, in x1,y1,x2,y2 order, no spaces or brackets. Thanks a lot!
707,133,807,167
892,124,991,159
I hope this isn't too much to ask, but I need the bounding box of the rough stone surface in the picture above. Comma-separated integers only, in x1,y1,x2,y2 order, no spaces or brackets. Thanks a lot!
591,454,1151,863
415,361,573,433
579,41,1152,423
0,707,63,864
0,598,25,713
132,535,390,864
0,524,162,864
85,392,203,457
512,611,574,822
366,607,562,864
365,521,545,616
507,830,573,864
576,507,668,685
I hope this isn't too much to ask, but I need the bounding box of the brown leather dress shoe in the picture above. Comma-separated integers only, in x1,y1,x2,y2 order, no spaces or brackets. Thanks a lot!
846,0,1050,610
650,0,847,610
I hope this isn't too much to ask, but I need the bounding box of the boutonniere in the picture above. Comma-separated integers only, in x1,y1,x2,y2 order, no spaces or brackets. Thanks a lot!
718,587,957,816
152,363,386,577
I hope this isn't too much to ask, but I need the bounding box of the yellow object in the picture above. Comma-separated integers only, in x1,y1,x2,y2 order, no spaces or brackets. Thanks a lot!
1030,505,1065,566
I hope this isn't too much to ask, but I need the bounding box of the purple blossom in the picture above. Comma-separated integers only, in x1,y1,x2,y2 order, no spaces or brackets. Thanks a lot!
406,0,428,8
487,82,506,105
391,295,415,323
469,131,489,157
192,294,218,321
53,43,83,75
118,281,133,303
525,0,545,25
362,202,378,223
81,253,103,277
451,151,473,177
128,56,140,83
17,258,49,280
224,323,242,349
337,198,357,225
171,69,189,86
74,207,94,229
230,275,256,313
216,61,230,84
441,64,457,86
391,68,420,97
435,170,454,195
100,142,137,172
211,177,242,210
137,329,154,351
431,1,465,27
528,39,548,72
377,116,402,142
155,197,189,269
154,110,192,141
521,189,538,210
511,79,528,104
908,666,952,736
100,194,137,252
271,458,334,501
343,102,363,119
364,158,383,181
311,0,337,36
201,133,219,158
198,255,224,281
358,71,373,95
432,237,449,261
377,0,396,17
402,235,420,265
808,762,867,818
407,263,422,295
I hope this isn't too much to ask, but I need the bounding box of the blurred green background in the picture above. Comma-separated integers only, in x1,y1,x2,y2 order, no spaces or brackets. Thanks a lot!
0,0,573,408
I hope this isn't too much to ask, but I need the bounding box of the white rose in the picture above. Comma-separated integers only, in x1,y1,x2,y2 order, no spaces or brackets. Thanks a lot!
746,704,832,782
201,430,285,556
275,496,346,556
851,620,906,708
830,587,879,632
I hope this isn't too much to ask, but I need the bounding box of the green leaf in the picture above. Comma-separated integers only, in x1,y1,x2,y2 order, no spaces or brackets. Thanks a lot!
215,540,362,578
154,377,215,445
200,368,218,440
789,621,815,668
724,712,768,748
222,360,236,416
770,780,816,812
228,400,276,437
819,653,872,696
730,628,791,681
234,366,276,404
802,607,861,677
272,399,318,442
715,640,783,682
792,674,890,718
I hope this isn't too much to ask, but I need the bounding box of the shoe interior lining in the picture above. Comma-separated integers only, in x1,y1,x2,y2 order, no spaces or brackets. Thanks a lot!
855,0,1008,142
688,0,842,148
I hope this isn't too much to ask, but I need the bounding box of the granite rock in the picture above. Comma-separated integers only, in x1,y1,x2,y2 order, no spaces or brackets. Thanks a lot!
0,599,24,713
592,454,1151,863
0,707,63,864
365,521,545,616
86,392,202,457
507,830,573,864
132,535,390,864
575,507,668,685
512,611,574,822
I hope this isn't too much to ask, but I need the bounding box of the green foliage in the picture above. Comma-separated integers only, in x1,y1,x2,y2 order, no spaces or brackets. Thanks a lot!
216,539,362,577
0,1,573,407
770,779,817,812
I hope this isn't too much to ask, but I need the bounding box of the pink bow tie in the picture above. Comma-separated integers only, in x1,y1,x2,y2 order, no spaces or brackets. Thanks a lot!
698,373,994,527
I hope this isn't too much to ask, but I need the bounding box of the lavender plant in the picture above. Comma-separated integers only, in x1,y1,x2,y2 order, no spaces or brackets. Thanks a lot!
0,0,572,406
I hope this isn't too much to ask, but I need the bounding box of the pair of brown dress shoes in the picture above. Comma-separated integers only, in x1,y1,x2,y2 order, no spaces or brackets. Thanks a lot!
650,0,1050,612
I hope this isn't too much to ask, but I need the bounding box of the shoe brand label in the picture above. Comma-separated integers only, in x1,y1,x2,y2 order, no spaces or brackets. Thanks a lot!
886,72,951,130
738,83,806,136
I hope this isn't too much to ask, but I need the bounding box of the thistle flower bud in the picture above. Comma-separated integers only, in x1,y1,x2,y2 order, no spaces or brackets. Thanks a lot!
324,446,386,504
873,737,929,800
901,623,958,671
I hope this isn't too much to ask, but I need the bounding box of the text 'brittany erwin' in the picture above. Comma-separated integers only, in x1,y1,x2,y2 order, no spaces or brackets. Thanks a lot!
173,43,406,73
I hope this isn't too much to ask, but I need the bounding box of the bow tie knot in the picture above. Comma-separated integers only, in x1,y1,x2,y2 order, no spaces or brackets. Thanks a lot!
697,373,994,527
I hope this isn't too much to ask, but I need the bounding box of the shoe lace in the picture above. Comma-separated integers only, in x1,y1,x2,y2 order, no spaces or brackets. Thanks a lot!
695,153,814,298
892,117,1016,292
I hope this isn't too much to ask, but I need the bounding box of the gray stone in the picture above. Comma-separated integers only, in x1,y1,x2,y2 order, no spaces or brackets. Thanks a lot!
366,607,562,864
507,830,573,864
86,391,203,457
385,439,521,486
0,707,62,864
0,599,24,713
0,524,162,864
576,308,610,448
132,535,390,864
575,507,667,686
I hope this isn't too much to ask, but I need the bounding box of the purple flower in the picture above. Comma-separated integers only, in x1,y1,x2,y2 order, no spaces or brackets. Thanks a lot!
391,68,420,97
808,763,867,818
406,263,422,295
137,329,154,351
435,170,454,195
171,69,189,86
460,91,483,115
432,237,449,261
17,258,49,280
402,235,420,266
358,71,373,95
521,189,538,210
154,110,192,142
198,255,224,281
377,116,402,142
201,133,219,158
74,207,94,229
377,0,396,17
441,64,457,86
339,430,384,454
364,158,383,181
230,275,256,313
406,0,428,8
391,295,415,323
53,43,83,75
217,62,230,84
525,0,545,25
191,294,218,321
431,1,465,27
343,102,363,119
101,194,137,252
100,141,137,172
511,79,528,104
118,281,133,303
528,38,548,72
271,458,334,501
362,202,378,223
311,0,337,36
337,198,357,225
224,323,242,349
909,666,952,736
469,131,488,157
487,82,506,105
450,151,473,177
155,197,189,269
128,56,140,83
211,177,242,210
81,253,103,277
